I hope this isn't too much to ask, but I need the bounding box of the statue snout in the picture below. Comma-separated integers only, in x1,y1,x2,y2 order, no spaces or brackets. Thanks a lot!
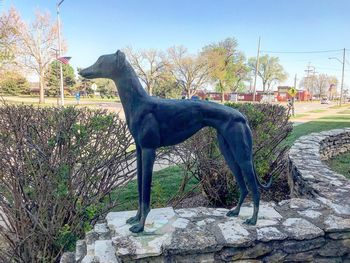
79,66,95,79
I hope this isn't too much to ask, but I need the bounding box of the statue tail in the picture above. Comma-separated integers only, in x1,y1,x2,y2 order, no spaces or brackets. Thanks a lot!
253,162,272,190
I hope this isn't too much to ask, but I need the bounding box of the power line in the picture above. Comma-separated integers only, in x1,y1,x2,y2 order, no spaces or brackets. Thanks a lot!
261,49,343,54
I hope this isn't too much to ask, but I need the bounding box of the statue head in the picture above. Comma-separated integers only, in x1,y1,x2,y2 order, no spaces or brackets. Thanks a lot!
79,50,126,79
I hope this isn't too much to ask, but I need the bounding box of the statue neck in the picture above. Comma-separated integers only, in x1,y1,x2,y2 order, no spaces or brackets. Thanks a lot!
112,62,149,124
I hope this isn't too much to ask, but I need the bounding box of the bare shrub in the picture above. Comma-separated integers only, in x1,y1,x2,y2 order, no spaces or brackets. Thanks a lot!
0,104,136,262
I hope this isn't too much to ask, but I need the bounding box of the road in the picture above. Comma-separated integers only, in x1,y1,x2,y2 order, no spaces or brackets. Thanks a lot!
3,95,347,122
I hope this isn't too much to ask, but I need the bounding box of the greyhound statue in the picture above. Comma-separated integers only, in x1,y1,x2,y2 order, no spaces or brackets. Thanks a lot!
79,50,271,233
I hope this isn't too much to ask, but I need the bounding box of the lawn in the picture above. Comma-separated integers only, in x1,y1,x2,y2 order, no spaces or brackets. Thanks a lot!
284,115,350,147
307,109,327,113
290,113,309,119
110,166,199,212
326,152,350,179
338,109,350,114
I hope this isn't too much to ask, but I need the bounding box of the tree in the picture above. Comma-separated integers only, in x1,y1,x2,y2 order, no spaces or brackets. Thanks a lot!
153,71,182,98
202,38,248,102
74,67,94,96
94,78,116,98
45,60,75,96
300,74,338,98
0,8,21,71
248,55,287,91
16,10,60,103
124,47,167,96
168,46,210,98
0,71,29,95
313,74,338,98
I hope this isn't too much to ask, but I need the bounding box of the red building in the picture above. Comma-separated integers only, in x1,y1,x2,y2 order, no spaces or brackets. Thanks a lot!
277,86,310,102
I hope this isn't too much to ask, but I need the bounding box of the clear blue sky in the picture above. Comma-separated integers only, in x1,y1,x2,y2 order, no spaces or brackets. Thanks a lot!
1,0,350,91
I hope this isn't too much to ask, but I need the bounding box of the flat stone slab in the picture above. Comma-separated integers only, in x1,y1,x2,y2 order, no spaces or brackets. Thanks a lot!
282,218,324,240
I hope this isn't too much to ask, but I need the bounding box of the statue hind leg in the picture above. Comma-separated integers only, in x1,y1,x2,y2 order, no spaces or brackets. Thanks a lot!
217,133,248,217
221,123,260,225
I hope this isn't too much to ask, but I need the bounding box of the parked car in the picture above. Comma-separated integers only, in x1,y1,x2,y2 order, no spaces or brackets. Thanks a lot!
321,98,330,104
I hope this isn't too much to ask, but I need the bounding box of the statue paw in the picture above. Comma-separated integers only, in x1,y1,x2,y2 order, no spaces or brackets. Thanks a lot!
226,209,239,217
129,224,144,233
126,215,140,224
244,217,257,225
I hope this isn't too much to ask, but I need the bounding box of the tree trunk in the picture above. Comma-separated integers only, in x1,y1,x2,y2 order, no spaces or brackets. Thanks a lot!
220,81,225,103
148,84,152,96
39,71,45,104
187,87,191,99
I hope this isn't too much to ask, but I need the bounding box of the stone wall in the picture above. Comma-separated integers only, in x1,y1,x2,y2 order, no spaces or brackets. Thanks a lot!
61,128,350,263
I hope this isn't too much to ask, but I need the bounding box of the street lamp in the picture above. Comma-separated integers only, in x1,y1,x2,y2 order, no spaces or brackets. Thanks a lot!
57,0,65,106
329,48,346,106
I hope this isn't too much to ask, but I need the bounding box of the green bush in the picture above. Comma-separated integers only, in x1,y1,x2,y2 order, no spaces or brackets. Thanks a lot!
0,71,29,95
0,104,136,262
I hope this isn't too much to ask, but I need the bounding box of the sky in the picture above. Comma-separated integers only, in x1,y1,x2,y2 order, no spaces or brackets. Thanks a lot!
1,0,350,91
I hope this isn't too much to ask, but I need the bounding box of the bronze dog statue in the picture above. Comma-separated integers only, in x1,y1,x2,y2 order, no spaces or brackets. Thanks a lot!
80,50,271,233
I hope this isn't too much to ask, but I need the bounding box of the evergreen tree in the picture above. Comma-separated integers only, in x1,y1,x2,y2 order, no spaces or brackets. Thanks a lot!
0,71,29,95
45,60,75,96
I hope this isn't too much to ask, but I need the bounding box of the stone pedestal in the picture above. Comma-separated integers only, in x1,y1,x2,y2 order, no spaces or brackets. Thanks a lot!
61,128,350,262
63,201,350,263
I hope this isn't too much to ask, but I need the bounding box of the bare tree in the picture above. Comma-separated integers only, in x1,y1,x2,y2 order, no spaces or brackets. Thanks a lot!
124,47,167,96
168,46,210,98
314,74,338,98
0,8,21,71
300,74,338,98
15,10,60,103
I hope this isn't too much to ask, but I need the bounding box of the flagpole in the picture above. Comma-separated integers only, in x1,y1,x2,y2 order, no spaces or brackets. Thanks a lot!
57,0,65,106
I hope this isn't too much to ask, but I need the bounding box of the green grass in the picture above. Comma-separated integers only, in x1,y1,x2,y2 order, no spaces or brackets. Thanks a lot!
290,113,309,119
110,166,199,211
284,115,350,147
338,110,350,114
326,152,350,179
329,104,350,109
307,109,327,113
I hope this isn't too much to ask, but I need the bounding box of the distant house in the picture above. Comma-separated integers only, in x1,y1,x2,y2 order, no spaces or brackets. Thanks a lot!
28,82,40,95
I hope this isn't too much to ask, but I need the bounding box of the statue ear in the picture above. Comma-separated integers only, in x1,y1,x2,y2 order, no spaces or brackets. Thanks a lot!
116,50,126,68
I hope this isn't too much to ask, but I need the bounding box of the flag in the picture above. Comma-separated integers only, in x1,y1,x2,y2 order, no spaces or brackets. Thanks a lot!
57,56,71,65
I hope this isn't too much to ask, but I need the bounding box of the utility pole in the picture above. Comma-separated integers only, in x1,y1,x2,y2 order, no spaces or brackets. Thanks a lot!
57,0,65,106
329,49,346,106
304,63,312,93
253,36,260,102
51,48,60,106
292,74,297,116
340,48,345,106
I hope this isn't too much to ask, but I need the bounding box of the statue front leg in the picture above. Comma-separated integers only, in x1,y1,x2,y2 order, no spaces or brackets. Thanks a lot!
129,148,155,233
126,145,142,224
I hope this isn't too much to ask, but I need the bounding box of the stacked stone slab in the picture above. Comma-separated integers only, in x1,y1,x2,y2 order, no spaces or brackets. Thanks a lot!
61,128,350,263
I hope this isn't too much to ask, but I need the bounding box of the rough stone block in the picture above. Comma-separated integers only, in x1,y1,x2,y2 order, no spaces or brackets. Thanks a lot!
282,237,325,253
282,218,324,240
